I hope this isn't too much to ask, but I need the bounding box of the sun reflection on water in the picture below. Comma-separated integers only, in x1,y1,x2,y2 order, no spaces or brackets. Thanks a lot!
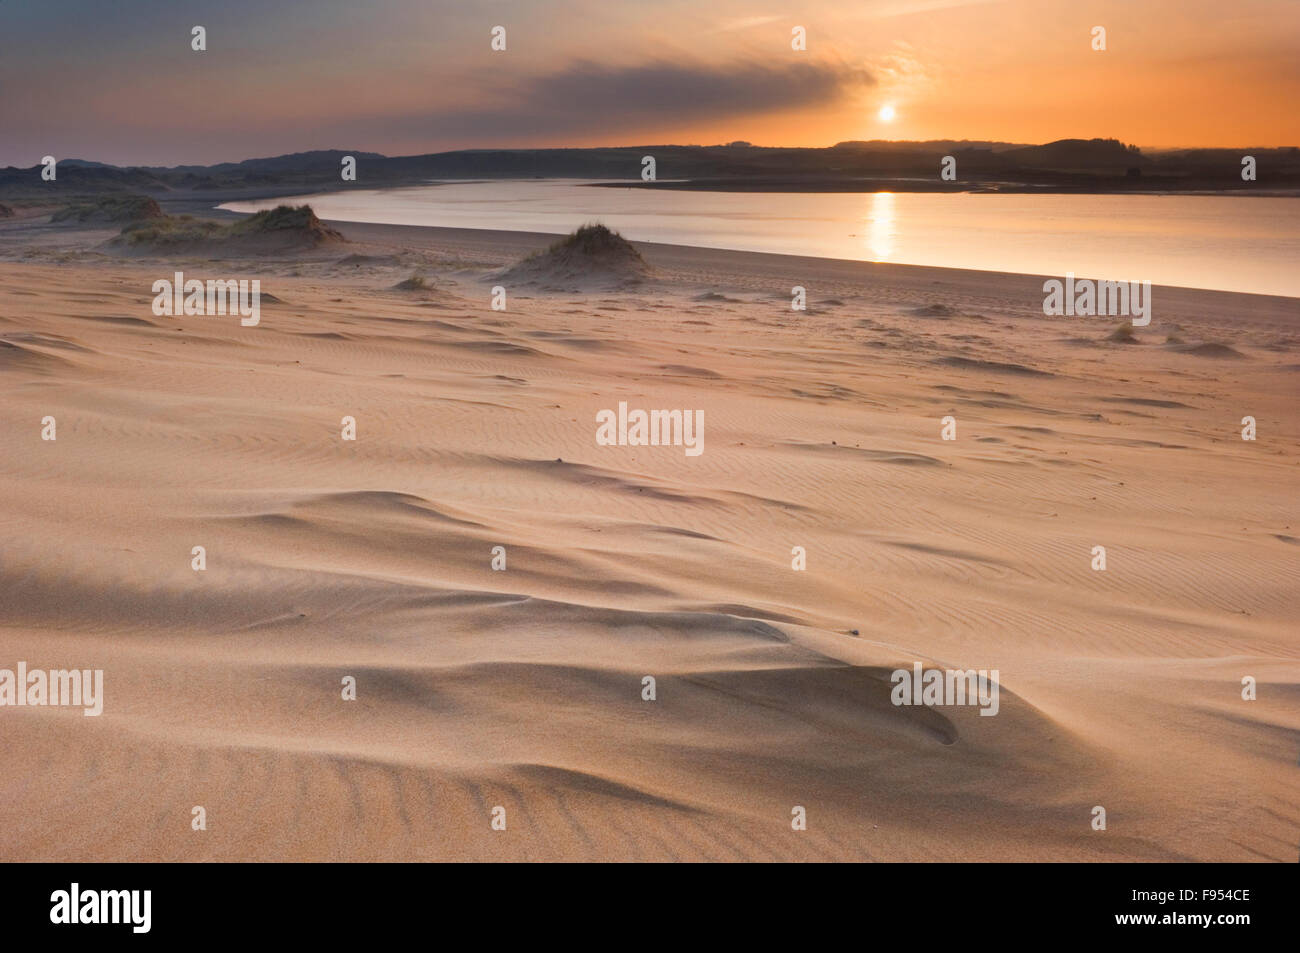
867,191,895,261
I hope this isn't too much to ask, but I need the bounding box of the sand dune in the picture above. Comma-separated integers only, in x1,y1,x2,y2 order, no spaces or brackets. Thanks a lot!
0,214,1296,861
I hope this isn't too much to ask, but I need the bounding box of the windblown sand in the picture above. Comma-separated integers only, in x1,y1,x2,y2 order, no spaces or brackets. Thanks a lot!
0,216,1296,861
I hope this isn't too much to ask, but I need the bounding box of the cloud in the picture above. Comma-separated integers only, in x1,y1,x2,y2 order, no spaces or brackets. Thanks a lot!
527,59,873,118
359,58,876,143
1,53,879,164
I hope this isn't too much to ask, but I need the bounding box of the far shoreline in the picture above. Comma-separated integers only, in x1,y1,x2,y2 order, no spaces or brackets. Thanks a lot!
583,178,1300,197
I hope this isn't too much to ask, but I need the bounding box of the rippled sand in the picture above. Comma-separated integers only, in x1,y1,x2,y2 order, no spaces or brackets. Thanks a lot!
1,216,1296,860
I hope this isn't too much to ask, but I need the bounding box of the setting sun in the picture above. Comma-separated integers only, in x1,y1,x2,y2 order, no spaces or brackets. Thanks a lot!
878,104,897,122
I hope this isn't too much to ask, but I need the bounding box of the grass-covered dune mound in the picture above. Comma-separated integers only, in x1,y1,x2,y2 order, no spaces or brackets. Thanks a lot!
498,223,651,290
117,216,224,245
52,194,163,224
116,204,344,252
227,204,344,242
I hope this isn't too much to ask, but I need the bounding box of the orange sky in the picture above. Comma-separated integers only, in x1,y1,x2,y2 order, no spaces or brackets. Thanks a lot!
2,0,1296,166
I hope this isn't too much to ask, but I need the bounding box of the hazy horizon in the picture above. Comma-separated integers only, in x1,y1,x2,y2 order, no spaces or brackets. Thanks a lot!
21,135,1300,173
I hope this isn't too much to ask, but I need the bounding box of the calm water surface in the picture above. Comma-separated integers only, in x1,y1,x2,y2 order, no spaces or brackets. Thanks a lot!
222,181,1300,297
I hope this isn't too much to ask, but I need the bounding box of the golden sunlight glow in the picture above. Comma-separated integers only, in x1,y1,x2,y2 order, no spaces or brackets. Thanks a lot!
867,191,895,261
878,104,897,123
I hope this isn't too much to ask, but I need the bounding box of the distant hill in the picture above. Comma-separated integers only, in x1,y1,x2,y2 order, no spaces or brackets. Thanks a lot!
141,150,390,175
0,163,171,197
1000,138,1149,171
2,139,1297,198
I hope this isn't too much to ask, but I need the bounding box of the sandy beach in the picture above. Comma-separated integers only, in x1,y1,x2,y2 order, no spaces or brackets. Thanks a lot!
0,210,1296,862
